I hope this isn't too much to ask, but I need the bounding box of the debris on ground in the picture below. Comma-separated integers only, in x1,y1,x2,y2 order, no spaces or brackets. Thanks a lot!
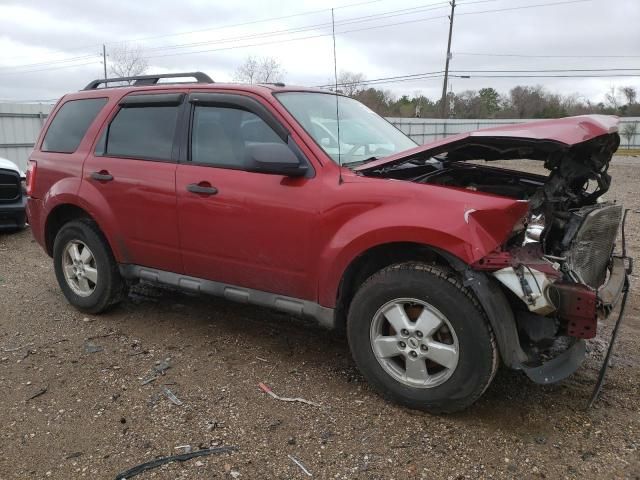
2,342,34,353
26,385,47,401
288,454,312,477
162,386,183,406
114,446,237,479
140,358,172,385
154,358,171,375
84,341,103,353
258,382,321,407
175,445,192,454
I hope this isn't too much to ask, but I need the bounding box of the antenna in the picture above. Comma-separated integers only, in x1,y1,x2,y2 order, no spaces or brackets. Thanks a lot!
331,8,343,184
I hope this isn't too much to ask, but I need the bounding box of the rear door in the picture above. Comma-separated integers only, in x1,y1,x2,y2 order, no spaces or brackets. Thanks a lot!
175,92,322,300
81,92,186,272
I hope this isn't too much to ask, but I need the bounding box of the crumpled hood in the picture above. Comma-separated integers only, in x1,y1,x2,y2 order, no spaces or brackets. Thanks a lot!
355,115,619,173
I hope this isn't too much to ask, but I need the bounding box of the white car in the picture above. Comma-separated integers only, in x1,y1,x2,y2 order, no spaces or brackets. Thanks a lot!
0,157,27,231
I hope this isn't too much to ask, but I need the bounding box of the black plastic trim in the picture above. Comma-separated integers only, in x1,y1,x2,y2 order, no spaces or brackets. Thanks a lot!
119,93,185,108
188,92,288,141
83,72,213,90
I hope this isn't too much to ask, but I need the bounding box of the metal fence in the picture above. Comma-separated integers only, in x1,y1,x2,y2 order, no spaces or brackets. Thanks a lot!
0,103,53,171
387,117,640,148
0,101,638,172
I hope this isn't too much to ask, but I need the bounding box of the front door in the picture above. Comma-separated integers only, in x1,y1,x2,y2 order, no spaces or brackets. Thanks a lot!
176,94,321,300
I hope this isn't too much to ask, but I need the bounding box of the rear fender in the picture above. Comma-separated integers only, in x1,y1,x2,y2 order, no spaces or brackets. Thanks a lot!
43,179,127,262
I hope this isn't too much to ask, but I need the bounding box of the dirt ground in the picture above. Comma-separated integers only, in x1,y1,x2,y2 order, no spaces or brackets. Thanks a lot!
0,158,639,480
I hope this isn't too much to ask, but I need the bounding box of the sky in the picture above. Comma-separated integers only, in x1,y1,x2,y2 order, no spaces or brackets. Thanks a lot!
0,0,638,104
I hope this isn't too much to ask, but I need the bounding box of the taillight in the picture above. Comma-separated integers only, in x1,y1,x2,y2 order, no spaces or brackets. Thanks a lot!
25,160,37,197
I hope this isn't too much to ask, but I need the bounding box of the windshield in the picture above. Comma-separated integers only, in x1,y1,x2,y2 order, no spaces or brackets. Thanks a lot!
276,92,416,166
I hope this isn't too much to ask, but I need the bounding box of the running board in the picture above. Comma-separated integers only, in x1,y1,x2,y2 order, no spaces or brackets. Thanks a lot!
119,265,335,329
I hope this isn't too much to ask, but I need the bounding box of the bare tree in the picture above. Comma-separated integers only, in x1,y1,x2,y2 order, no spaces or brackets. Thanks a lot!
620,86,637,105
604,86,619,111
233,56,285,84
336,71,366,97
621,122,638,149
108,44,149,80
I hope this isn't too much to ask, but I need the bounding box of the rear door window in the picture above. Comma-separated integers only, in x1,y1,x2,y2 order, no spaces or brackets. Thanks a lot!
97,105,180,161
42,98,107,153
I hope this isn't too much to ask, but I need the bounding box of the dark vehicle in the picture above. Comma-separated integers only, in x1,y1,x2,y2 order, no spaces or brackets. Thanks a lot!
0,157,26,231
26,72,630,412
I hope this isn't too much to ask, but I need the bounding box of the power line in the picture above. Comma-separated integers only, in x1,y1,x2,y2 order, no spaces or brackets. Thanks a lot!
145,12,451,59
0,0,607,75
454,73,640,78
0,60,99,76
0,1,451,72
138,2,451,54
0,0,389,64
451,68,640,72
456,0,593,17
455,51,640,59
145,0,597,59
106,0,391,47
317,68,640,89
0,54,97,72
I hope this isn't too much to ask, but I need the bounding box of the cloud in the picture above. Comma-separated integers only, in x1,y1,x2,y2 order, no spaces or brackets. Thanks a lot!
0,0,638,103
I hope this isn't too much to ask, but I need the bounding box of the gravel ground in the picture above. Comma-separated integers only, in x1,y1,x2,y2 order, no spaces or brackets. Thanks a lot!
0,157,638,480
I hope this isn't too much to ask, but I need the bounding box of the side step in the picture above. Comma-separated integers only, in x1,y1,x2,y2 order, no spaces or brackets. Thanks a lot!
119,265,335,329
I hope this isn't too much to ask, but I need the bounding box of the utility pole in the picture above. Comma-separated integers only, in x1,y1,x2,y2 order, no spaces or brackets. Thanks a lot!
102,44,107,80
439,0,456,118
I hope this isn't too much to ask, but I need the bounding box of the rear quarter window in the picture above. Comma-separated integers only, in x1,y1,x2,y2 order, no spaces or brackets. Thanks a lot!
42,98,108,153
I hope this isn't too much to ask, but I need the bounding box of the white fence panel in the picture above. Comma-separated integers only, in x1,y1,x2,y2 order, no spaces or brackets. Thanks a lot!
0,100,637,173
387,117,640,148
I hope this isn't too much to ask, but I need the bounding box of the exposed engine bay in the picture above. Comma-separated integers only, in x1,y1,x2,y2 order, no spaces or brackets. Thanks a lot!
361,131,625,346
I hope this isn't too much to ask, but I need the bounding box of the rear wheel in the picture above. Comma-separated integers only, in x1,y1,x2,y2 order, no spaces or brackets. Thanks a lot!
53,219,124,314
347,263,498,413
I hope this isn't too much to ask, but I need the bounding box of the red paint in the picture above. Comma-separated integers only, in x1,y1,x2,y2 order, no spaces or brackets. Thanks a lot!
355,114,620,173
26,82,613,310
555,283,597,339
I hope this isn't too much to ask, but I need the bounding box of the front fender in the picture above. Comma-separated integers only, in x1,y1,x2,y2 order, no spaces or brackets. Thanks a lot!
317,194,529,308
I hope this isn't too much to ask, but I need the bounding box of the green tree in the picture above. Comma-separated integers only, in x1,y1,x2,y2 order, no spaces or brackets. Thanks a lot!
478,88,500,117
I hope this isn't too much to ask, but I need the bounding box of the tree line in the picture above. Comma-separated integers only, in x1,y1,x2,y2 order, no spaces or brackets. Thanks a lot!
345,77,640,120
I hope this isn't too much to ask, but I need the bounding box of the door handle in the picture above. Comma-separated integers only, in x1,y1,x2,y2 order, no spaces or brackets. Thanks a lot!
187,182,218,196
91,171,114,182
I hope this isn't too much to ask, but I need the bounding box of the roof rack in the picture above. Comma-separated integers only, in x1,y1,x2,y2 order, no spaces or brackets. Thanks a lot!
83,72,213,90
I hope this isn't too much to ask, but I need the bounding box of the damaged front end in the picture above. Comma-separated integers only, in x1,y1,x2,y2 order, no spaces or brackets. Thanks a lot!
357,116,631,396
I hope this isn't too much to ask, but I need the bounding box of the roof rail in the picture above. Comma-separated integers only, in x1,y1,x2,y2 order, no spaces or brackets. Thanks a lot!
83,72,213,90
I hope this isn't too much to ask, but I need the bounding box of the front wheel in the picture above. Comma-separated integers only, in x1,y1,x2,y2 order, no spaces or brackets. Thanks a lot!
53,219,125,314
347,263,498,413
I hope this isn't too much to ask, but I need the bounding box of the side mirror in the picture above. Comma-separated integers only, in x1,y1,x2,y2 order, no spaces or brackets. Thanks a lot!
245,143,308,177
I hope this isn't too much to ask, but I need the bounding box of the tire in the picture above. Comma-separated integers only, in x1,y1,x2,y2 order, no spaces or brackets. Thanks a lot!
347,262,498,413
53,219,125,314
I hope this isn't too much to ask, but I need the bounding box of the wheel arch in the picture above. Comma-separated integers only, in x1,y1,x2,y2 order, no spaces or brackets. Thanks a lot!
333,241,461,331
44,203,115,259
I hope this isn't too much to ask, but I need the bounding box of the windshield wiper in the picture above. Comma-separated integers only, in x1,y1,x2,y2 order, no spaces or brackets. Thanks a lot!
344,156,378,168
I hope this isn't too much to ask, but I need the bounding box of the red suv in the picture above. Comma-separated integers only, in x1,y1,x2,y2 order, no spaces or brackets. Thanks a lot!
26,72,629,412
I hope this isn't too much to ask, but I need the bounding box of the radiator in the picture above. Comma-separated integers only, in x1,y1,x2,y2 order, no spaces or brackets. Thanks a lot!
564,204,622,288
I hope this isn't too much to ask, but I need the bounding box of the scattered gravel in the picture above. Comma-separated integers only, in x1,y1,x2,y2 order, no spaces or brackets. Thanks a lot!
0,157,638,479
